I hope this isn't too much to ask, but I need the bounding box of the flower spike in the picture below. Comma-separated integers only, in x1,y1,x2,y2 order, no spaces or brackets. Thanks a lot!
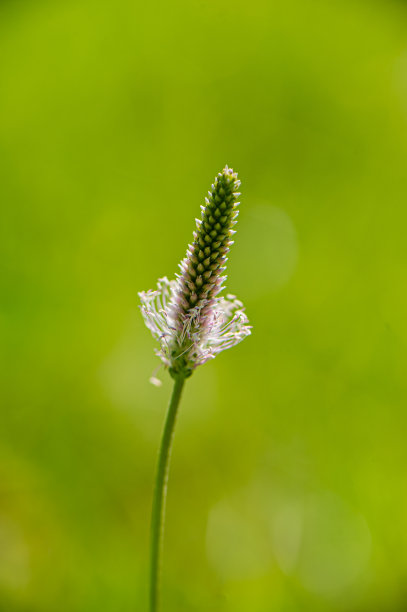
139,166,251,379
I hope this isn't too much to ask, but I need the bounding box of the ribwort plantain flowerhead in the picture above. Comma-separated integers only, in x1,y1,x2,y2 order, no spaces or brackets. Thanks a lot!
139,166,251,380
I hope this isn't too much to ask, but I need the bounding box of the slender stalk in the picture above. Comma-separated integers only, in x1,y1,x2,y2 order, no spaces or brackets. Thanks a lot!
150,374,185,612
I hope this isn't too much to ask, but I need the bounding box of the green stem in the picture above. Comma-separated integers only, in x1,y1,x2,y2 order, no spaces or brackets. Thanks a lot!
150,374,185,612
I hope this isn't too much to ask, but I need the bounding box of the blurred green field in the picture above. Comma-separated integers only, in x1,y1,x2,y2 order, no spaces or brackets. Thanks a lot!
1,0,407,610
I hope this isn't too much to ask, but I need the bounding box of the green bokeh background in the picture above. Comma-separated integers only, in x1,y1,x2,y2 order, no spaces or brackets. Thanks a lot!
1,0,407,610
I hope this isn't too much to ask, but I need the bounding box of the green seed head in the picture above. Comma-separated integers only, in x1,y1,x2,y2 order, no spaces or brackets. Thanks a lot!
168,167,241,377
139,166,251,381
